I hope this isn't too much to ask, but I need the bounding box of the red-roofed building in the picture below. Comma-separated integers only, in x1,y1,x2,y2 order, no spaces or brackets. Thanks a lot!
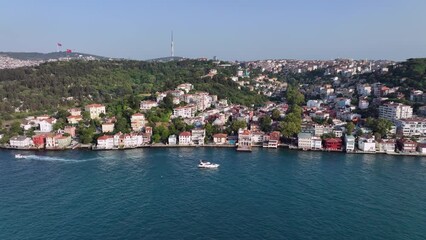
179,131,192,145
85,104,106,119
323,138,343,151
213,133,227,145
32,134,46,148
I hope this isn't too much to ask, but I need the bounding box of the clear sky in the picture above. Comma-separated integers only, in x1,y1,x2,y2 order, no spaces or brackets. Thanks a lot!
1,0,426,61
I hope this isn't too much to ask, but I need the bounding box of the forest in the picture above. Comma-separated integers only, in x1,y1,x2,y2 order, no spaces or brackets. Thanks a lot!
0,59,267,119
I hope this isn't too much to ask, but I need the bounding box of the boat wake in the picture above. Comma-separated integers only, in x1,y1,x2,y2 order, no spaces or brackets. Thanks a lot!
18,155,93,163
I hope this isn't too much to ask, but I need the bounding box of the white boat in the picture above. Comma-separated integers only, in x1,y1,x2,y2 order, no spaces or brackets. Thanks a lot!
15,154,27,159
198,160,219,169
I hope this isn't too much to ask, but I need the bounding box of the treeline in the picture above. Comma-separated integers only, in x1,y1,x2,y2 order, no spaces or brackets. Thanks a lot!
361,58,426,91
0,59,266,119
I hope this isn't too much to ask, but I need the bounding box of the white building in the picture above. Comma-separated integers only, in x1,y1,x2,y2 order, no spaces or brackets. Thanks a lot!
376,139,396,153
39,118,57,132
85,104,106,119
97,135,114,149
179,131,192,145
311,136,322,150
176,83,194,93
358,98,369,110
396,118,426,137
345,135,355,152
10,136,32,148
379,102,413,121
251,131,265,145
172,105,196,118
140,100,158,111
298,132,312,150
358,135,376,152
102,123,115,133
168,135,177,145
191,129,206,145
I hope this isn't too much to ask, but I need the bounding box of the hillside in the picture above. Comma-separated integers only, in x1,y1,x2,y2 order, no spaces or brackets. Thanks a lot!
0,59,267,119
361,58,426,90
0,51,109,61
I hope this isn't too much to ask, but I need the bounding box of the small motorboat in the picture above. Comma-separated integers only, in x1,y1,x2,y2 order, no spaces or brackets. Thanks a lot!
15,154,27,159
198,160,219,169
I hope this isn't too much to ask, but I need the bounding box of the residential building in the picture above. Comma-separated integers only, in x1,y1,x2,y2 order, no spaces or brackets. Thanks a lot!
395,118,426,137
323,138,343,151
345,135,355,152
32,135,46,148
263,131,280,148
379,102,413,121
358,135,376,152
85,104,106,119
67,115,83,124
172,105,195,118
176,83,194,93
140,100,158,111
237,129,252,151
97,135,114,149
417,143,426,154
9,136,32,148
191,128,206,145
64,126,76,138
179,131,192,145
56,135,72,148
397,139,417,153
68,108,81,116
102,123,115,133
213,133,228,145
39,118,57,132
131,113,146,132
376,139,396,153
358,97,369,110
251,131,265,145
298,132,313,150
311,136,322,150
168,135,177,145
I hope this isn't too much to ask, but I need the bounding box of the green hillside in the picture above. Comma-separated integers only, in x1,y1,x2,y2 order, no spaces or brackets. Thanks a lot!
0,59,266,119
363,58,426,90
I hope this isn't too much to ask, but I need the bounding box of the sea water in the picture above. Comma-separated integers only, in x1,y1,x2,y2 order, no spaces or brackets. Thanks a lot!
0,148,425,239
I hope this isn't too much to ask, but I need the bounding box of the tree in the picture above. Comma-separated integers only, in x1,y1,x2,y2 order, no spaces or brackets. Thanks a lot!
161,93,174,110
152,133,161,143
280,121,300,138
10,121,23,135
346,122,355,135
259,116,272,132
230,120,247,133
53,119,65,131
26,128,35,137
115,116,129,133
271,109,281,121
375,119,393,137
204,122,214,140
55,109,71,121
286,85,305,106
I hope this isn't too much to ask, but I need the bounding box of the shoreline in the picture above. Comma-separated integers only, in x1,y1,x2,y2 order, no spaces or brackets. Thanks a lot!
1,144,425,157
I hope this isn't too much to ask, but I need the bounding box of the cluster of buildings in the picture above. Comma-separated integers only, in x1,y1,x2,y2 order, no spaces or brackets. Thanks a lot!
245,58,394,76
0,55,43,69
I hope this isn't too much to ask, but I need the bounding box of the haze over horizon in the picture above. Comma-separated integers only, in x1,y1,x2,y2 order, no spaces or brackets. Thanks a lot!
1,0,426,61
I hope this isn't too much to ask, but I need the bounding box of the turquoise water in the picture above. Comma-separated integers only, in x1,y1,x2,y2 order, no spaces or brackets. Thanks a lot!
0,148,425,240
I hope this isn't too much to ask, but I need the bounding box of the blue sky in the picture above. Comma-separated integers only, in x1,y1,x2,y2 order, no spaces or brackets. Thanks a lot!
1,0,425,60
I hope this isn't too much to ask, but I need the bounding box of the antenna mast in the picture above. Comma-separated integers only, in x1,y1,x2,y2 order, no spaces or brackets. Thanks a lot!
171,31,174,57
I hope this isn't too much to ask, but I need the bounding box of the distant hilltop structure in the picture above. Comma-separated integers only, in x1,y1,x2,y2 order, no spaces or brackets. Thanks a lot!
0,51,109,69
171,31,174,57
